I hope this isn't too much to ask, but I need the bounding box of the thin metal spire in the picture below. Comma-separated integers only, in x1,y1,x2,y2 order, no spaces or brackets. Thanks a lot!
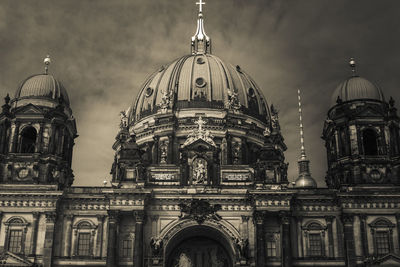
44,55,51,75
191,0,211,54
298,89,307,160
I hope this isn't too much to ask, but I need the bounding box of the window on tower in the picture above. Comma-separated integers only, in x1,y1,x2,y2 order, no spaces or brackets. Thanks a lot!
19,126,37,153
369,218,395,257
363,128,378,156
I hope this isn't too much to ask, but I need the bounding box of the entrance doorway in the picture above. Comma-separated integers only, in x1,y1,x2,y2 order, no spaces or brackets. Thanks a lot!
167,236,231,267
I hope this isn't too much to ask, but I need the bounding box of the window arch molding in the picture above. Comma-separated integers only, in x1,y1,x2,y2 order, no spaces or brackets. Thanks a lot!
3,216,29,254
18,125,39,153
302,221,327,258
368,217,395,256
361,127,380,156
72,219,98,257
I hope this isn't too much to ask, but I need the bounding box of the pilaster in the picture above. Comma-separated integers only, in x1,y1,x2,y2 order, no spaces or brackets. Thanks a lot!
106,210,120,267
134,210,145,267
43,212,57,267
279,212,292,267
30,212,40,256
342,214,356,267
253,211,265,266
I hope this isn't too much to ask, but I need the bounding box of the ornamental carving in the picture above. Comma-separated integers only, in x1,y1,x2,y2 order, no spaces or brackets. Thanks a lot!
157,89,172,113
150,236,163,255
235,237,249,260
182,116,216,148
192,157,207,185
225,88,241,112
178,199,221,224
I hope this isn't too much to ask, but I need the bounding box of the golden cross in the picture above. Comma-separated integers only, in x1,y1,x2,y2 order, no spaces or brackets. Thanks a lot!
196,0,206,13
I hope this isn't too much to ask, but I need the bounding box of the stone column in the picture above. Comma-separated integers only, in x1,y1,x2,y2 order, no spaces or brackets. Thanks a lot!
279,212,292,267
296,216,304,257
342,214,356,267
359,214,369,257
134,211,145,267
106,211,120,267
43,212,57,267
36,123,44,153
253,211,265,266
30,212,40,256
326,216,335,258
96,215,105,258
63,214,73,257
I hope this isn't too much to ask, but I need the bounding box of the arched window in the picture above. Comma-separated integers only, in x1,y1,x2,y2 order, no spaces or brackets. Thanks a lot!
72,220,97,257
339,128,349,156
363,129,378,156
302,221,327,257
369,218,395,256
19,127,37,153
4,217,29,255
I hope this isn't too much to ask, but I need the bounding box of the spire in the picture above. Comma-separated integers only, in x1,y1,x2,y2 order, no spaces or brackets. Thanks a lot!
349,57,356,76
44,55,51,75
191,0,211,54
294,89,317,188
298,89,307,160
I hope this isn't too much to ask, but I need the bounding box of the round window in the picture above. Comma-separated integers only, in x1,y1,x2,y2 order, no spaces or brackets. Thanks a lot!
18,168,29,179
195,77,206,88
196,57,205,64
145,87,153,97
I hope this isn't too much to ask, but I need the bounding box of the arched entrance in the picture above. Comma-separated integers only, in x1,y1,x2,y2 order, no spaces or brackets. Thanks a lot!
165,225,234,267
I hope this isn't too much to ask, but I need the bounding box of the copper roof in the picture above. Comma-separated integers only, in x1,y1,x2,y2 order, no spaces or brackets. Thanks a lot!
331,76,384,107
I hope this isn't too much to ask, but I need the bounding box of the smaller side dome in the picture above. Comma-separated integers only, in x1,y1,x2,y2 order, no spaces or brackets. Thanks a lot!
294,172,317,188
331,76,384,107
14,74,70,106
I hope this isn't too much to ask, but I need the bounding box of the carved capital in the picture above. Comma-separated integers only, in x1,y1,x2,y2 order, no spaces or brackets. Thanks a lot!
134,210,146,223
45,212,57,223
341,214,354,225
358,214,367,222
325,215,334,224
241,215,250,222
253,211,265,224
32,212,40,221
107,210,120,223
278,211,291,225
96,215,105,223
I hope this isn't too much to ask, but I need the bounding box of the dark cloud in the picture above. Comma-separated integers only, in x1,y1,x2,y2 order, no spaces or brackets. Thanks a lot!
1,0,399,186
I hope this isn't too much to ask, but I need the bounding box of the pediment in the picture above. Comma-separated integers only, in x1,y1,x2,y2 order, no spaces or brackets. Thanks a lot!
0,251,34,266
371,253,400,266
15,104,43,115
182,138,217,151
354,106,384,118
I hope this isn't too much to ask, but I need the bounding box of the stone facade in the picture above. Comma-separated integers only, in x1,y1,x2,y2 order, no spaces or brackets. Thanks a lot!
0,5,400,267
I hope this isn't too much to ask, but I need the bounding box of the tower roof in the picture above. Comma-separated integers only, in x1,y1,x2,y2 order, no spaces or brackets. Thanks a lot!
330,59,384,107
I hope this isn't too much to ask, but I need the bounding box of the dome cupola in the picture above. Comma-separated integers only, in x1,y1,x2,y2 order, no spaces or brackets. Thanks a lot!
11,55,71,114
330,59,384,107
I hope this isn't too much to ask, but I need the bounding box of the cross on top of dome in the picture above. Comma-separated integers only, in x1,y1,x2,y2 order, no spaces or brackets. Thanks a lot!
196,0,205,13
191,0,211,54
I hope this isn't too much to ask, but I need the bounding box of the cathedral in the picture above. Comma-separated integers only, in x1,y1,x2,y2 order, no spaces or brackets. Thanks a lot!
0,2,400,267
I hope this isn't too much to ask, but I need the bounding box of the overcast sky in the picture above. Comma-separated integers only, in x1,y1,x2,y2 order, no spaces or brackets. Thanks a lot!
1,0,400,187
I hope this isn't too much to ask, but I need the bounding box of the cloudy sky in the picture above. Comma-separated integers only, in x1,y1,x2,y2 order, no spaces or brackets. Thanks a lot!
1,0,400,186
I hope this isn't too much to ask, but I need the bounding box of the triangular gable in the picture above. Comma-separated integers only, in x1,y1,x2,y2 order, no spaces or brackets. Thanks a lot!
0,251,33,266
14,104,43,115
354,105,384,118
372,253,400,266
181,138,217,151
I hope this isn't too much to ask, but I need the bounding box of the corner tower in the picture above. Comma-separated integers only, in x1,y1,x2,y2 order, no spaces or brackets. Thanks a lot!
0,56,77,188
322,59,400,188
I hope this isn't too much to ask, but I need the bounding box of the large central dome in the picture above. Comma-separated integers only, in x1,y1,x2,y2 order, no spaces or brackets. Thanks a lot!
130,53,270,123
